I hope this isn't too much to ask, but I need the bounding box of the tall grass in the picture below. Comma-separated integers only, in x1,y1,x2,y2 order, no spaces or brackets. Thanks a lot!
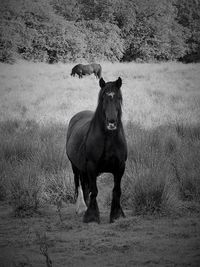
0,119,74,216
1,119,200,216
121,122,200,215
8,161,43,217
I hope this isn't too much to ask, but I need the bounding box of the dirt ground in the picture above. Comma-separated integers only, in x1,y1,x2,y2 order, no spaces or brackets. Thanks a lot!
0,177,200,267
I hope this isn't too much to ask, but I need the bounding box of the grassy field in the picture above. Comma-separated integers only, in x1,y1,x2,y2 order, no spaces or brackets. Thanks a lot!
1,61,200,126
0,61,200,266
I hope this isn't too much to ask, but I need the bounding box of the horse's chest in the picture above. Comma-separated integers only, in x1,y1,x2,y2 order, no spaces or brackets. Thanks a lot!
104,142,116,160
99,140,119,171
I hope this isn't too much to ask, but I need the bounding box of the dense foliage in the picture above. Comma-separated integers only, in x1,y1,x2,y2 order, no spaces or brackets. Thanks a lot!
0,0,200,63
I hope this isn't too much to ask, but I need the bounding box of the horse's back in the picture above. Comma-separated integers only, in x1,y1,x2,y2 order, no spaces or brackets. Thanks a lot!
82,64,93,74
66,110,94,171
91,63,100,68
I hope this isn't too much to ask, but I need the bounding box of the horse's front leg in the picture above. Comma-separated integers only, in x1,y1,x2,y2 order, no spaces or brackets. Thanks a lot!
110,164,125,223
83,161,100,223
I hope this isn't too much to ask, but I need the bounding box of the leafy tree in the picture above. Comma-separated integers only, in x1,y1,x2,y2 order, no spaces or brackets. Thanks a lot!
112,0,136,31
77,20,124,61
123,0,188,61
0,0,55,62
0,0,87,62
175,0,200,62
78,0,115,22
51,0,82,21
0,0,199,63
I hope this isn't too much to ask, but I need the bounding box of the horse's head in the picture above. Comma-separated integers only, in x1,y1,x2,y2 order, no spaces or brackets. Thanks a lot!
98,77,122,131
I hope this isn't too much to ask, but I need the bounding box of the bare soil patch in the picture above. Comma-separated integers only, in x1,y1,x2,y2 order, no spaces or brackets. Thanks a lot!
0,200,200,267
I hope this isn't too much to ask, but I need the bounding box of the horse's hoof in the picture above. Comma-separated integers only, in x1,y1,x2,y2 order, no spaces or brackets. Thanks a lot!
83,209,100,224
110,208,125,223
76,203,87,215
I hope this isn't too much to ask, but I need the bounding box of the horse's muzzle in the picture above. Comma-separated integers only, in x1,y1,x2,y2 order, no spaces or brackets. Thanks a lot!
107,122,117,131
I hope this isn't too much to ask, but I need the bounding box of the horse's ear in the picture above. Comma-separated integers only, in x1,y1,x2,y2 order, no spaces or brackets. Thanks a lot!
99,78,106,88
116,77,122,89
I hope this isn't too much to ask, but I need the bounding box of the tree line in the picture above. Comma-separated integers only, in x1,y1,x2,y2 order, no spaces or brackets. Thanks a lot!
0,0,200,63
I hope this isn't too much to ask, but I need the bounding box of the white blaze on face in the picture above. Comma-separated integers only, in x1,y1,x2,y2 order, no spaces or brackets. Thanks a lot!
106,92,115,98
76,185,87,215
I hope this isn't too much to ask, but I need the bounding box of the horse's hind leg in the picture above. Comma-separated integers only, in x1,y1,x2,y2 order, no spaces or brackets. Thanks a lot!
71,164,87,215
95,71,100,79
80,173,90,207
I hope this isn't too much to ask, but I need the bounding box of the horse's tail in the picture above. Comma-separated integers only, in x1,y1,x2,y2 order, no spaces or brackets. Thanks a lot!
97,65,102,79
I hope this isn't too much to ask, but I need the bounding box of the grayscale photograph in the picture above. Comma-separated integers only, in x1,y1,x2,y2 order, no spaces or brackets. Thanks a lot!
0,0,200,266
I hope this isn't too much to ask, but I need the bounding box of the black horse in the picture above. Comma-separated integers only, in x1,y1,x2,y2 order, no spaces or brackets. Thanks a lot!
71,63,102,79
66,77,127,223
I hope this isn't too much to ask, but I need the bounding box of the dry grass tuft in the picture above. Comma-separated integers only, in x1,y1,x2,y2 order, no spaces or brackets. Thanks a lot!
120,121,200,215
0,118,74,216
8,162,43,217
